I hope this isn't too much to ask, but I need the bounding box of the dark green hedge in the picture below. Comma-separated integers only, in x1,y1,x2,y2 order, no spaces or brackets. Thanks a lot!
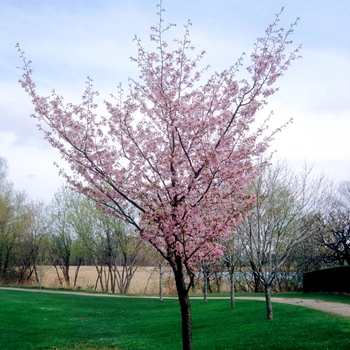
303,266,350,293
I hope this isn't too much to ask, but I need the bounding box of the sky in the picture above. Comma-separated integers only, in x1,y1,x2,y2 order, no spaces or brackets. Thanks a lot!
0,0,349,202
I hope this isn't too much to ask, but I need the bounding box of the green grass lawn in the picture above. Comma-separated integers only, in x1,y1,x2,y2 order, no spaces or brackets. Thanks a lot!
1,290,350,349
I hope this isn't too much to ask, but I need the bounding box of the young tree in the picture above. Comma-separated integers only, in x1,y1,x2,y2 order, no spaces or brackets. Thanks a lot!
95,213,150,294
237,161,333,319
222,233,246,308
18,4,300,349
142,249,167,299
47,187,76,287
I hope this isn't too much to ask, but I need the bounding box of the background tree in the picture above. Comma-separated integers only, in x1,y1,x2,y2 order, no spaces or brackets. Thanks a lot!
222,233,246,308
47,186,77,287
142,249,167,300
237,161,333,319
199,261,211,302
279,212,335,289
0,158,35,283
69,192,150,293
315,183,350,266
0,158,17,282
18,4,300,349
338,181,350,206
13,200,49,284
95,213,150,294
62,189,97,288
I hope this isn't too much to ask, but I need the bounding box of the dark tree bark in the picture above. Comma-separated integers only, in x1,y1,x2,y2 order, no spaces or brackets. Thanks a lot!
169,255,193,350
203,264,209,303
229,265,235,308
159,263,163,301
264,284,273,320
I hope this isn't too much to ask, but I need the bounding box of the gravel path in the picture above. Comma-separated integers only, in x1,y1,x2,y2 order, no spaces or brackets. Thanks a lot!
1,287,350,318
235,297,350,318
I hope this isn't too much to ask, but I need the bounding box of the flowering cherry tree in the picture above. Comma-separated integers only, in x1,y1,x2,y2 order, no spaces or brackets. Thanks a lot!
18,4,300,349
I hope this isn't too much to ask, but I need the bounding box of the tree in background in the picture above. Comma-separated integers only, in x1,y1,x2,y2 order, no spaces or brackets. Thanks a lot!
18,3,300,348
94,212,151,294
0,158,49,284
47,187,75,287
315,182,350,266
65,189,151,293
222,232,246,308
0,158,33,283
142,249,167,299
0,191,28,282
338,181,350,206
237,161,333,319
0,158,17,281
13,200,49,284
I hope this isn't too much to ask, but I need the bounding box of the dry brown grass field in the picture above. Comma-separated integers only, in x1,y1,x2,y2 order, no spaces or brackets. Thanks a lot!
30,265,177,294
26,265,231,294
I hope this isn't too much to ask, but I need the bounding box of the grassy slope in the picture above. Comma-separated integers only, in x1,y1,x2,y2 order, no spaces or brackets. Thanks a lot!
0,290,350,349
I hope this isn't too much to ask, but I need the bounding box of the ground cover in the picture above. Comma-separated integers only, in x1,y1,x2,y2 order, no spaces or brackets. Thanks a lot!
1,289,350,349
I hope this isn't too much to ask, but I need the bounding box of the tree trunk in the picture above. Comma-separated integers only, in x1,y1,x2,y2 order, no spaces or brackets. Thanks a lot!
172,255,193,350
25,266,35,283
73,259,83,288
53,264,63,286
249,260,264,293
264,284,273,319
143,265,157,295
203,270,208,302
34,264,39,284
61,260,70,287
107,262,115,293
178,290,192,350
159,263,163,301
93,263,104,291
229,266,235,308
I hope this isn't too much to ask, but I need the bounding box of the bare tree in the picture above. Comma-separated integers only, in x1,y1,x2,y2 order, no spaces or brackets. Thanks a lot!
47,186,82,287
72,195,151,293
222,233,246,308
142,249,167,300
98,214,151,294
315,182,350,266
238,161,333,319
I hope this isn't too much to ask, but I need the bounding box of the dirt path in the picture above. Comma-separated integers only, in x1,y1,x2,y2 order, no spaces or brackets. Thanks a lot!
1,287,350,318
235,297,350,318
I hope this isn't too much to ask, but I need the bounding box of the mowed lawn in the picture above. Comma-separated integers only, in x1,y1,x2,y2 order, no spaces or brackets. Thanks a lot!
1,290,350,349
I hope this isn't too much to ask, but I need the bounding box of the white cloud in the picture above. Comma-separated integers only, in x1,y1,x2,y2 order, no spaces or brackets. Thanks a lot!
0,131,65,202
1,0,349,201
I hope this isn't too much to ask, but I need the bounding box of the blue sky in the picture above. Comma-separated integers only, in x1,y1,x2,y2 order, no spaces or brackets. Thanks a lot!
1,0,349,202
